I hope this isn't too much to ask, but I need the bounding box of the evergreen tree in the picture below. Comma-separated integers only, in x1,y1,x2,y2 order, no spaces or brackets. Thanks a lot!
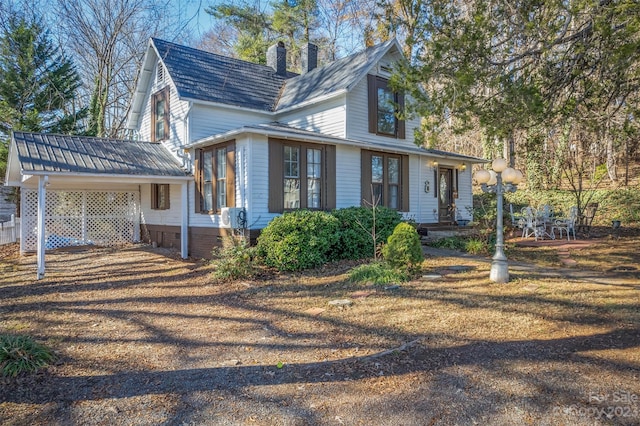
0,16,85,136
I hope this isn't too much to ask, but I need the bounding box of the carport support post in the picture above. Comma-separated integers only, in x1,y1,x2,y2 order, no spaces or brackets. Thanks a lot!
180,181,188,259
37,175,47,279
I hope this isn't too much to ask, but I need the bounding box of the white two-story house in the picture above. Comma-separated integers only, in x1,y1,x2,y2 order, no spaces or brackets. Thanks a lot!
6,37,481,267
127,38,479,257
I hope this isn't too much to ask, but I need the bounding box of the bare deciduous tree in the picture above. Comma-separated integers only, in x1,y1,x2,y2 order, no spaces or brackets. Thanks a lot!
54,0,173,138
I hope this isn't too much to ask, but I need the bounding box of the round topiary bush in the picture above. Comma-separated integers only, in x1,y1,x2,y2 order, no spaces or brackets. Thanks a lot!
381,222,423,270
256,210,340,271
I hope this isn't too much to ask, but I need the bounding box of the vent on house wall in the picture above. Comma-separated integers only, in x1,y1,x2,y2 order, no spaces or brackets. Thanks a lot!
156,62,165,85
378,62,393,77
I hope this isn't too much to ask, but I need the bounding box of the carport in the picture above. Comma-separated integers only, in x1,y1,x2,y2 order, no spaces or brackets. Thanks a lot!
4,131,191,279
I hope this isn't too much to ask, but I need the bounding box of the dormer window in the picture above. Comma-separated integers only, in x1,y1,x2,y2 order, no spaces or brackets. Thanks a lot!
367,75,405,139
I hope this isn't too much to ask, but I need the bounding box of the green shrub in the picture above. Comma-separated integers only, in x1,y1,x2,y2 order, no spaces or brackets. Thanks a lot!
256,210,340,271
381,222,423,270
348,262,410,284
211,236,255,282
0,334,56,377
429,236,467,251
465,238,486,255
331,206,402,260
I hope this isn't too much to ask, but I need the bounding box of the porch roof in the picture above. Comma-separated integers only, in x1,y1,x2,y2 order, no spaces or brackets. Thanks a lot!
6,132,190,186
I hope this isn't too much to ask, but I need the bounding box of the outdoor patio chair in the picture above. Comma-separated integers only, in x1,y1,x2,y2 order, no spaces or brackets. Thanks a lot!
509,204,525,230
540,204,554,222
522,207,546,240
577,203,598,236
552,206,578,241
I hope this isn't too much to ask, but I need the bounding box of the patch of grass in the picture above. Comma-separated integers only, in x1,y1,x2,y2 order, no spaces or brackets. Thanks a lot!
0,334,57,377
429,236,467,251
465,238,486,255
348,262,410,285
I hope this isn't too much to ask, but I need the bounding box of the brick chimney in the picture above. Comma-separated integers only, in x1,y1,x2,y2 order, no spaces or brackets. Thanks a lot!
267,41,287,76
301,43,318,74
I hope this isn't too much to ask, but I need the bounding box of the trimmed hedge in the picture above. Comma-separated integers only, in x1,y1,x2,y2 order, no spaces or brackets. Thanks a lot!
256,210,340,271
256,207,403,272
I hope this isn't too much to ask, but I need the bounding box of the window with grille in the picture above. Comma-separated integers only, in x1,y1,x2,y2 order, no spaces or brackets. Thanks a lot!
268,139,336,213
361,150,409,211
195,141,235,214
151,87,169,142
367,75,405,139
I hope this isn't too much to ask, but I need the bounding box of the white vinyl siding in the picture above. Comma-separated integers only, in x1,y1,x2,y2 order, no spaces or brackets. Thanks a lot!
140,183,183,226
346,75,420,148
335,145,361,208
189,105,269,142
278,96,347,138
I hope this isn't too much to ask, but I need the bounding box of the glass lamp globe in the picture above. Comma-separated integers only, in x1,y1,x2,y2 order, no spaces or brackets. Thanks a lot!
488,170,498,185
502,167,517,183
513,170,524,184
492,158,507,173
474,169,491,184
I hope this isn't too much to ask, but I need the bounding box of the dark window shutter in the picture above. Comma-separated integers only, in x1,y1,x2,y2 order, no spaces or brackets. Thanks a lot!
361,150,372,206
454,169,459,198
163,87,170,140
401,155,409,211
367,75,377,134
194,149,202,213
151,184,158,209
397,92,406,139
434,168,438,198
324,145,336,210
268,139,284,213
151,96,157,142
227,142,236,208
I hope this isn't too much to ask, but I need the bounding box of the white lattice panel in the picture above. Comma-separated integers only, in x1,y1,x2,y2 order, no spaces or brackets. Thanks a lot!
22,189,140,251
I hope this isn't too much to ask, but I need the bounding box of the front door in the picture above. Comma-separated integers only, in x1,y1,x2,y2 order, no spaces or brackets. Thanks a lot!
438,167,454,223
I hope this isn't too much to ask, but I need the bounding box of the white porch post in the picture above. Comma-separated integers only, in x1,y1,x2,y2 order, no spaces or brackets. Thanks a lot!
37,175,47,279
180,181,188,259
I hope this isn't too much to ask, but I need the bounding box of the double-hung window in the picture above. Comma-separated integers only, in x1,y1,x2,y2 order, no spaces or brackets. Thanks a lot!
367,75,405,139
268,139,336,213
361,150,409,211
151,87,169,142
196,141,235,214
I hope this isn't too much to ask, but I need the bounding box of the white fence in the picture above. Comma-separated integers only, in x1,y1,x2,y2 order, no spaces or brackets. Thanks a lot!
0,214,19,245
21,189,140,252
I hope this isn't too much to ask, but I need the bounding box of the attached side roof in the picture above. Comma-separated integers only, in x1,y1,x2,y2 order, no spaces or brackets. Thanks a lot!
186,121,486,163
7,132,188,184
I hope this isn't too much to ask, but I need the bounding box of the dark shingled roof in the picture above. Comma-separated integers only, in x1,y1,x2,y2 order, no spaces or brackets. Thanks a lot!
277,39,397,110
151,38,398,112
12,132,187,177
153,38,295,111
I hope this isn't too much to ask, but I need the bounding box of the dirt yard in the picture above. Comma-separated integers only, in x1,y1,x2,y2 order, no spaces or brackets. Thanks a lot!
1,238,639,425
